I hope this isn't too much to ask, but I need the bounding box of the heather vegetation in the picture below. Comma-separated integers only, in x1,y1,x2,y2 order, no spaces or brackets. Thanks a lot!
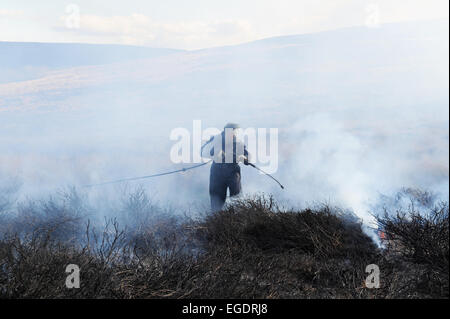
0,188,448,299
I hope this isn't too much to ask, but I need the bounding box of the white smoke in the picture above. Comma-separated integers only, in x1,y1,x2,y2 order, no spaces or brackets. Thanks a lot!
0,20,448,244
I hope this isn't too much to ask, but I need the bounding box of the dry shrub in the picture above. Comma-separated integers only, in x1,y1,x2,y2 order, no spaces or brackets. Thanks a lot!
0,192,448,299
377,202,449,298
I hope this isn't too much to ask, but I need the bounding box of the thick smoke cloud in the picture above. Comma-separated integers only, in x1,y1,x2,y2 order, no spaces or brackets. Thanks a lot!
0,20,448,242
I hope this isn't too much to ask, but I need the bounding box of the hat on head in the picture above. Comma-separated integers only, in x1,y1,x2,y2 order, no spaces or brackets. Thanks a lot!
224,123,240,130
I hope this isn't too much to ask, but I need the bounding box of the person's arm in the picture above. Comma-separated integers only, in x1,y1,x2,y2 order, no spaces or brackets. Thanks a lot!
243,145,250,165
201,136,214,158
235,139,250,165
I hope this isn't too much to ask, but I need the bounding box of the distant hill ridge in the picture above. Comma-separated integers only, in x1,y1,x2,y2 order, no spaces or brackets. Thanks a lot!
0,42,183,69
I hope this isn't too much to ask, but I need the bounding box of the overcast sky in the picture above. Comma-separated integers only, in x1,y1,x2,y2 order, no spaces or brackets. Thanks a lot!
1,0,449,49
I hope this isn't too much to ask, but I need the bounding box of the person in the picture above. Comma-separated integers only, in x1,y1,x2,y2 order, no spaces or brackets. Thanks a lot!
201,123,250,211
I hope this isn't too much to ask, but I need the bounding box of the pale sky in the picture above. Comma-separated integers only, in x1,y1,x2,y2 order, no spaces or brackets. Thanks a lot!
0,0,449,50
